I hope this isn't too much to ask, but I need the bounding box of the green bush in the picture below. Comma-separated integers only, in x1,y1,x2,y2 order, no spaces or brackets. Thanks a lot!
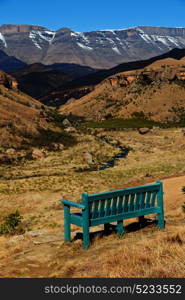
131,111,147,119
0,210,24,235
33,128,77,148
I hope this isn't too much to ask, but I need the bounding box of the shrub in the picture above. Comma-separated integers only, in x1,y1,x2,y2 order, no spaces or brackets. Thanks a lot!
31,127,77,148
0,210,24,235
131,111,147,119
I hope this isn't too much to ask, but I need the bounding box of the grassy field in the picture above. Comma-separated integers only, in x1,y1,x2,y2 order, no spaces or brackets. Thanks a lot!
0,128,185,277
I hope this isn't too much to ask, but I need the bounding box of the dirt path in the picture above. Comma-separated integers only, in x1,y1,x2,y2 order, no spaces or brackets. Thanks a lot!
163,175,185,202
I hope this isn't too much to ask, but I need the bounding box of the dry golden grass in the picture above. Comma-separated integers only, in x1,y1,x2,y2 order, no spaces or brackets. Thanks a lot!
0,129,185,277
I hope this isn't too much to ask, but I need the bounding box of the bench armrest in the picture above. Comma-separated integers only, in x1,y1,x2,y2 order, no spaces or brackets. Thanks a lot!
61,200,86,210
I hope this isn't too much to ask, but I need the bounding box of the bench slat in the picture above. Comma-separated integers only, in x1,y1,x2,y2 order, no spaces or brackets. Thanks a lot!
118,195,124,213
89,201,93,213
105,198,112,216
140,192,146,209
151,191,157,207
88,184,160,201
135,193,141,210
111,197,118,215
92,200,99,219
90,207,161,226
99,199,106,217
146,191,152,208
123,194,129,212
70,213,83,226
129,194,135,211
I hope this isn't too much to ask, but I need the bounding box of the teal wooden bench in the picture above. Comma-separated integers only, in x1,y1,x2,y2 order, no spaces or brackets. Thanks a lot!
61,181,164,249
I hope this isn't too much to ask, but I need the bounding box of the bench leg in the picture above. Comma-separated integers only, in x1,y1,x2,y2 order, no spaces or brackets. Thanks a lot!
138,216,145,223
64,206,71,242
117,220,124,237
158,212,165,229
82,224,90,249
104,223,111,233
138,216,147,227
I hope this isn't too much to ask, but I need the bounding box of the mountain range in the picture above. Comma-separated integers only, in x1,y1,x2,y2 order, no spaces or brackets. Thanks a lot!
1,24,185,69
2,24,185,126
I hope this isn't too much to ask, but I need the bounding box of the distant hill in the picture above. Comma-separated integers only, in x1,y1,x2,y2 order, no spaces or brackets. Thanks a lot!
60,50,185,123
10,62,98,99
11,63,73,99
41,48,185,107
0,49,27,72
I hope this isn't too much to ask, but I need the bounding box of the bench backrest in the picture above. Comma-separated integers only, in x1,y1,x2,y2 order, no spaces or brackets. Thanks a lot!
81,181,163,220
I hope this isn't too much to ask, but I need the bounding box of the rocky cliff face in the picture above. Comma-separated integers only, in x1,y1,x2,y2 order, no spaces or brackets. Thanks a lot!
1,25,185,69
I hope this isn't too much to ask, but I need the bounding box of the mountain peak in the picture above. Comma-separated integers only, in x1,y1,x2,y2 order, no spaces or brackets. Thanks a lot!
0,24,46,34
57,27,72,33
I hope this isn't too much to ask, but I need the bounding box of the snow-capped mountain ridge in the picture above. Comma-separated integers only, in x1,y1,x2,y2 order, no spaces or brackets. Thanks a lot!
1,24,185,69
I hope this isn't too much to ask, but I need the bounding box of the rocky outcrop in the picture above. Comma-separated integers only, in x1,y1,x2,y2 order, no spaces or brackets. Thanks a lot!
64,127,77,133
0,70,18,89
62,118,72,128
0,24,44,34
109,73,139,87
32,149,46,160
107,66,185,89
138,128,150,135
176,71,185,80
49,143,64,151
83,152,93,164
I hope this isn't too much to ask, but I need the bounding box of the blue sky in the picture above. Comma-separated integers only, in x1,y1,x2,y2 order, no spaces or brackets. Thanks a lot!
0,0,185,32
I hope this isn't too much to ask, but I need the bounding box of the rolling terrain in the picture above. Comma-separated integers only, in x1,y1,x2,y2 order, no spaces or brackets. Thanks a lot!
41,48,185,107
10,62,97,99
60,51,185,122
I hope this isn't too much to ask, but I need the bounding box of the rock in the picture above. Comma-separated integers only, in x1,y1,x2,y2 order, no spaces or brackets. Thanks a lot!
58,144,65,151
49,143,65,151
26,229,48,237
64,127,77,133
32,149,45,160
152,126,160,131
138,127,150,135
0,71,18,90
5,148,17,155
32,233,63,244
83,152,93,164
182,129,185,136
9,235,25,243
145,173,152,177
62,118,72,128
